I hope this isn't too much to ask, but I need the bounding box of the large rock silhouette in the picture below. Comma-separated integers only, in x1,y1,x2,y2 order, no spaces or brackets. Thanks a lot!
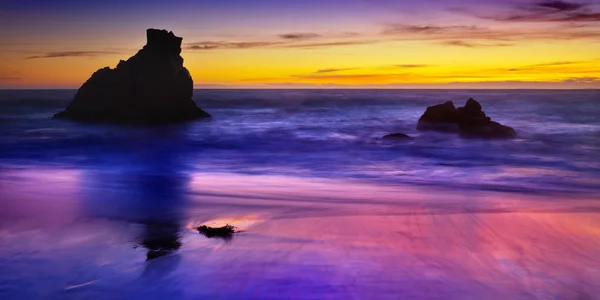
54,29,210,124
417,98,516,139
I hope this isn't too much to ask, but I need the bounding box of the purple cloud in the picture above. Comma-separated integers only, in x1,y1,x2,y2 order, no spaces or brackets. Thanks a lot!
278,33,320,40
536,0,585,11
383,21,600,43
468,0,600,22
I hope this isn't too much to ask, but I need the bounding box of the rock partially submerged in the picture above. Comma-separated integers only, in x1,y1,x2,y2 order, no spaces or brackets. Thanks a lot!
382,133,412,140
417,98,516,139
416,101,460,132
54,29,210,124
197,224,236,240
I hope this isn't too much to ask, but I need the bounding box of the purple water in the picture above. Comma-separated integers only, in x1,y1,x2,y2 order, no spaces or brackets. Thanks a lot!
1,89,599,299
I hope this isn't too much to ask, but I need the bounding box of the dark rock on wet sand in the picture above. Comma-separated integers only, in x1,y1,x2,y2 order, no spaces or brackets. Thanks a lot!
417,98,516,139
53,28,210,125
197,224,236,240
382,133,412,140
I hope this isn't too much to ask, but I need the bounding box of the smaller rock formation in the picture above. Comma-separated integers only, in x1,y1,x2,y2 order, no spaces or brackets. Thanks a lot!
53,29,210,124
382,133,412,140
197,224,236,240
417,101,460,132
417,98,516,139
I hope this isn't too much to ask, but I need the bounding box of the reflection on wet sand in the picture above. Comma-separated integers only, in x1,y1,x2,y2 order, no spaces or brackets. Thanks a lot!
1,169,600,299
140,223,182,260
181,211,600,299
0,168,82,227
81,128,191,262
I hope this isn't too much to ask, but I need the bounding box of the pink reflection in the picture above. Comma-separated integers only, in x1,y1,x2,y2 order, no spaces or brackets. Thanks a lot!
1,169,599,298
181,172,600,298
188,172,442,205
182,210,600,299
187,172,599,215
0,168,83,227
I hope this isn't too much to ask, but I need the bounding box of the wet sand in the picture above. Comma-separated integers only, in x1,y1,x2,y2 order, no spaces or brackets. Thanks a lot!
1,169,600,299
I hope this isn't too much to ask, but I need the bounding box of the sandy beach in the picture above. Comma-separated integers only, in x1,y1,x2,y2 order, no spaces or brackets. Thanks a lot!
2,168,600,299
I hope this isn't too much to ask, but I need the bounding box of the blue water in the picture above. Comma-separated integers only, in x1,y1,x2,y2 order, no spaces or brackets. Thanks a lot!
1,89,599,194
1,89,600,299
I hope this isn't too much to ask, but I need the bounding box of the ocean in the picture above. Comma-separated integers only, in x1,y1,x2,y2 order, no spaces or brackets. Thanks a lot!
1,89,600,299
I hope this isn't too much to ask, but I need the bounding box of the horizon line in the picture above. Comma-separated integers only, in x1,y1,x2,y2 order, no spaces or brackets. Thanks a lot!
1,87,599,91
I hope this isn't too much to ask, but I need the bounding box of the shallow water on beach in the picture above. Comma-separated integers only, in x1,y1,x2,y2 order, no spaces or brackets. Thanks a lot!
1,89,600,299
2,170,600,299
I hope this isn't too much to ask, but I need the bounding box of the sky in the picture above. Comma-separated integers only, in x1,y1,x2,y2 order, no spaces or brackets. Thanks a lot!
1,0,600,89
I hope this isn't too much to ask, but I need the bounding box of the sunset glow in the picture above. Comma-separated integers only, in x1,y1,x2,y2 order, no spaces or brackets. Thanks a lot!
1,0,600,88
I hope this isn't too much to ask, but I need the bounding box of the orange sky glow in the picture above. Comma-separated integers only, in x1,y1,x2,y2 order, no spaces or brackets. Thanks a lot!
1,0,599,89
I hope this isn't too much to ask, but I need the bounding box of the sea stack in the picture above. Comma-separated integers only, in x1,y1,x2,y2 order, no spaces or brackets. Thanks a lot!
417,98,516,139
53,29,210,124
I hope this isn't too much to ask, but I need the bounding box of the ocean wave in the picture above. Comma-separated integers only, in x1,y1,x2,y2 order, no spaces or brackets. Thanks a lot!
0,89,599,195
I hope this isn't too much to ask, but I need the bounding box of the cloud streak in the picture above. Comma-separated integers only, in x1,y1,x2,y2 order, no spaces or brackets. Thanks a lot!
562,76,600,83
394,64,431,68
284,40,376,48
26,51,120,59
188,39,376,50
313,68,357,74
308,65,432,75
256,58,600,86
383,25,484,35
278,33,320,40
505,60,600,72
468,0,600,22
383,22,600,43
291,73,503,81
536,0,585,11
442,40,514,48
181,5,600,53
382,24,515,42
527,61,580,67
188,41,281,50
